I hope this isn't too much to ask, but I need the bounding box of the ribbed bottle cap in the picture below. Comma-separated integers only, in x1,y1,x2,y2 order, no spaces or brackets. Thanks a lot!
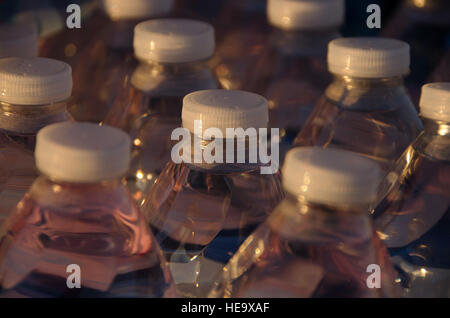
282,147,382,205
0,57,72,105
328,37,410,78
268,0,345,30
0,24,38,58
134,19,215,63
100,0,173,21
420,82,450,122
182,89,268,135
36,122,131,183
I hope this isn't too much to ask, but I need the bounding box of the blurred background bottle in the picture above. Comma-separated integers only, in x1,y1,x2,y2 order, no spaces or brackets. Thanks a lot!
0,57,73,226
373,83,450,297
0,23,38,58
141,89,283,297
249,0,344,163
210,147,399,298
430,49,450,82
0,122,176,297
294,37,423,172
64,0,174,123
104,19,219,206
381,0,450,104
210,0,269,90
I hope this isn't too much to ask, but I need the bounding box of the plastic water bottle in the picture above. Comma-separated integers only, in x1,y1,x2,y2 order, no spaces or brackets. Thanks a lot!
141,89,283,297
0,122,176,298
68,0,174,123
210,147,400,298
373,83,450,297
104,19,219,205
0,57,73,226
252,0,344,162
294,37,423,172
0,23,38,58
211,0,269,90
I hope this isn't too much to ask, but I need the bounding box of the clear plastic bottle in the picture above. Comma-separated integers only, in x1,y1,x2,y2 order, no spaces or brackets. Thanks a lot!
210,0,269,90
0,57,73,226
0,122,176,298
373,83,450,297
104,19,219,206
67,0,174,123
294,37,423,173
210,147,400,298
141,89,284,297
0,23,38,58
381,0,450,104
250,0,344,162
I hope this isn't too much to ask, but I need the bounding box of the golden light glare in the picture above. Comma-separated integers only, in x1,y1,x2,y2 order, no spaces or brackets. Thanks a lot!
413,0,426,8
64,43,77,58
133,138,142,146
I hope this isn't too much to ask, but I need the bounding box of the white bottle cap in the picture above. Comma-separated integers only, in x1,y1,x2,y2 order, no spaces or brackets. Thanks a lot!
182,89,268,135
268,0,345,30
36,122,131,183
282,147,382,206
420,82,450,122
100,0,173,21
0,24,38,58
0,57,72,105
134,19,215,63
328,37,410,78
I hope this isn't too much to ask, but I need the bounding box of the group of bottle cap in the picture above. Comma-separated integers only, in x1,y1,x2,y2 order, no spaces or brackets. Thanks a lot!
0,0,449,209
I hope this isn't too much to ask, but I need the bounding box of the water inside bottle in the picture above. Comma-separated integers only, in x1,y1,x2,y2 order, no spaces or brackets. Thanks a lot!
373,123,450,297
210,197,400,298
294,76,423,172
142,154,283,297
0,177,176,298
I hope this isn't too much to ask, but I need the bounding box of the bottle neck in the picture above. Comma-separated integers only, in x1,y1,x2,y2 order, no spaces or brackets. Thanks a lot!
131,59,218,96
413,118,450,161
30,176,125,204
0,101,71,135
422,118,450,137
138,59,212,74
326,74,410,111
179,132,272,173
272,193,374,242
